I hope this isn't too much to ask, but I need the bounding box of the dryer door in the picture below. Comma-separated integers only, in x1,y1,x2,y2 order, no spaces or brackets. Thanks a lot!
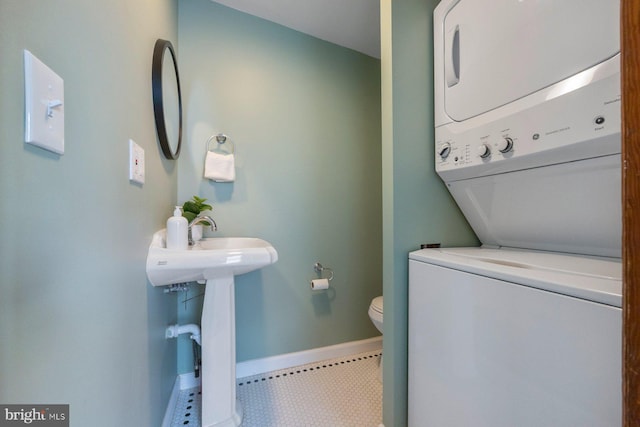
440,0,619,122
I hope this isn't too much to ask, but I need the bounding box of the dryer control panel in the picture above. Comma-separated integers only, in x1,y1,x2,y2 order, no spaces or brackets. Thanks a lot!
435,56,620,183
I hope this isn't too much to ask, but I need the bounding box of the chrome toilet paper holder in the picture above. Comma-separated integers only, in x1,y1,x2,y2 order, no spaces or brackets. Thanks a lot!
313,262,334,281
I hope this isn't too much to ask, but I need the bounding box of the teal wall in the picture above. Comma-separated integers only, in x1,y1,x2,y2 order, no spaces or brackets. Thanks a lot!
0,1,478,425
0,1,179,426
380,0,479,425
176,0,383,372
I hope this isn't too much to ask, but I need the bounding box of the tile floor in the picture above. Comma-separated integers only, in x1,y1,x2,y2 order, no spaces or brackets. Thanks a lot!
171,349,383,427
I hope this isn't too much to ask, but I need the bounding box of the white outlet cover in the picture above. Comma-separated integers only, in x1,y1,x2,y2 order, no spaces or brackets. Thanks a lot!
129,139,145,185
24,50,65,154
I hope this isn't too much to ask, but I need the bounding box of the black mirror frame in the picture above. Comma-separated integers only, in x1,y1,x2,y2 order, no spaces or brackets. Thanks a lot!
152,39,183,160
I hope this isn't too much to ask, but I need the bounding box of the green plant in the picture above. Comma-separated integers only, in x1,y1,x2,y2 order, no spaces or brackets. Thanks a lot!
182,195,213,225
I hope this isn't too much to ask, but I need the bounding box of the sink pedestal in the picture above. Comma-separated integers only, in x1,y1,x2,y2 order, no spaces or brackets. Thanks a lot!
145,230,278,426
201,276,242,427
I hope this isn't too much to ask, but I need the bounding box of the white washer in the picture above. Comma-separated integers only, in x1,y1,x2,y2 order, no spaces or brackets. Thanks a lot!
408,248,621,426
408,0,622,425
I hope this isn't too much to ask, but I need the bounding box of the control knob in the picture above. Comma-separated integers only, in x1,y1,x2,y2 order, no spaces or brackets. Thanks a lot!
498,137,514,153
438,142,451,159
478,144,491,158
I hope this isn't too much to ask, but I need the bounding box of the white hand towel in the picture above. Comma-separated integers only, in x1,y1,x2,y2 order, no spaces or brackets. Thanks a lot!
204,151,236,182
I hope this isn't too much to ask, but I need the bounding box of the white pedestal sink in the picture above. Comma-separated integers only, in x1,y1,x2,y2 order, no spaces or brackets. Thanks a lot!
146,229,278,427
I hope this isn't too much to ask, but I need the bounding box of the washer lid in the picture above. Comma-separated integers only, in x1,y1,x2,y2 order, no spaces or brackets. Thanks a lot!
445,155,621,258
370,296,383,314
409,247,622,307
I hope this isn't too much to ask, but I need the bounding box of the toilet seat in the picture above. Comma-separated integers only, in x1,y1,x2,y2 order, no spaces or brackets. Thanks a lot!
370,296,383,314
369,296,384,335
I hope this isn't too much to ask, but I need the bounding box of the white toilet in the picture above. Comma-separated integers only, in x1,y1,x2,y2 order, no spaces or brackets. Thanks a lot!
368,296,383,382
368,296,383,334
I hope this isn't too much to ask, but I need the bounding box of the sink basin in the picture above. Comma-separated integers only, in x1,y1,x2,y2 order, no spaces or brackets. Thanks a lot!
146,229,278,286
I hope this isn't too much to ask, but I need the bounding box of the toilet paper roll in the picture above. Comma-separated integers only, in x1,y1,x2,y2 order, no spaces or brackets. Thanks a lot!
310,278,330,290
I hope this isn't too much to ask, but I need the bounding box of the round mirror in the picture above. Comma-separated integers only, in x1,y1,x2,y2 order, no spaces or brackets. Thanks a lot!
152,39,182,160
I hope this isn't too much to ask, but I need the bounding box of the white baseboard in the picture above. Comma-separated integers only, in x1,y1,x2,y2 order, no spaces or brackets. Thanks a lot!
162,373,203,427
236,336,382,378
171,336,383,384
178,371,202,390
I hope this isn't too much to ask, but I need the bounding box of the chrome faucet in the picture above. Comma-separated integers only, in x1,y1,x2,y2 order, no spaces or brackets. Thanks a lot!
188,215,218,246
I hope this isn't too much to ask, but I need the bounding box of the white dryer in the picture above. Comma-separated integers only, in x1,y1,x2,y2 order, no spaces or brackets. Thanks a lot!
408,0,622,425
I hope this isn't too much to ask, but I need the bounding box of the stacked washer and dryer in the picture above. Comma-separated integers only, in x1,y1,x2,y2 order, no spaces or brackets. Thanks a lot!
408,0,622,426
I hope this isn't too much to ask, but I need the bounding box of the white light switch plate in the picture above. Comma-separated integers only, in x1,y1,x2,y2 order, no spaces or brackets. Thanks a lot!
24,50,65,154
129,139,145,185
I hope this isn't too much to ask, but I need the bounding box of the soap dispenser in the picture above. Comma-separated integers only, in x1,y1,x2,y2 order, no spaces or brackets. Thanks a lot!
166,206,188,250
